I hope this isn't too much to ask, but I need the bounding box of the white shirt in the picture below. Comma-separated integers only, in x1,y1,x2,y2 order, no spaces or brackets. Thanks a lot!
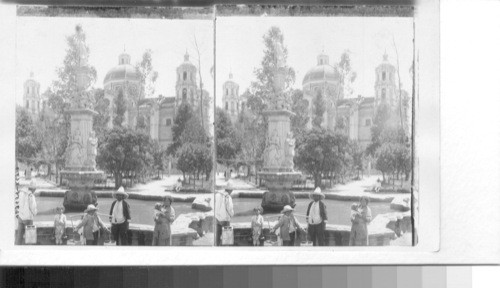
18,189,37,221
112,200,125,224
214,190,234,222
308,201,322,225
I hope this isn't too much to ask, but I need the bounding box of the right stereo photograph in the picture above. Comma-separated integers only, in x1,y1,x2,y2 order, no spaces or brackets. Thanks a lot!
214,5,415,247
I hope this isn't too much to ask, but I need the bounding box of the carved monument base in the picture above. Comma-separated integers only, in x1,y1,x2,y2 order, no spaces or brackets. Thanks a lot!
60,170,103,211
61,107,104,212
259,171,301,213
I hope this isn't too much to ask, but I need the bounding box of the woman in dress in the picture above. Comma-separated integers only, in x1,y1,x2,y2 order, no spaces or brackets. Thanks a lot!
152,195,176,246
350,196,372,246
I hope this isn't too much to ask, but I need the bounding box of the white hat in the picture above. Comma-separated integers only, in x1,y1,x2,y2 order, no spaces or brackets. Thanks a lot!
28,180,36,190
113,186,129,199
225,180,234,191
281,205,294,213
310,187,325,200
85,204,98,212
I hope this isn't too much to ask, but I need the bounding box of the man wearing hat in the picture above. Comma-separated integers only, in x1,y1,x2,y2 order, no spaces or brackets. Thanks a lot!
306,187,328,246
214,181,234,246
109,186,131,245
15,180,38,245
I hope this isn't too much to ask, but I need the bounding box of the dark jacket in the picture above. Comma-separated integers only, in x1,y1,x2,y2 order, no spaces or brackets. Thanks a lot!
306,200,328,224
109,200,131,223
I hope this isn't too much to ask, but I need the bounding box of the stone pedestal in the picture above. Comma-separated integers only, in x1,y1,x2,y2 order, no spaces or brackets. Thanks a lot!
61,108,104,212
259,109,302,212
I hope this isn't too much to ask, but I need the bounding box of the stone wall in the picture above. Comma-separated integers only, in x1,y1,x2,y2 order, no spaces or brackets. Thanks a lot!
21,220,201,246
229,213,403,246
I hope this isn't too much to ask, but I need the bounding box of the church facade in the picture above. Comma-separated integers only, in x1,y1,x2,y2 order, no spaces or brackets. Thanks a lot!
102,51,210,149
222,52,410,149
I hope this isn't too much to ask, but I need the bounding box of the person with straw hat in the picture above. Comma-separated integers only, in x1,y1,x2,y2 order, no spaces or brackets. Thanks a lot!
270,205,302,246
306,187,328,246
15,180,38,245
214,180,234,246
109,186,131,245
74,204,109,245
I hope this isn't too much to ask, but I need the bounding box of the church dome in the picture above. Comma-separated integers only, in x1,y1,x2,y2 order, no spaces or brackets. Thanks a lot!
302,53,340,85
103,53,140,85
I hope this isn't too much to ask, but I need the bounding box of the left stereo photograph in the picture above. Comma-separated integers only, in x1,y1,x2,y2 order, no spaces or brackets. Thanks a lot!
14,6,216,247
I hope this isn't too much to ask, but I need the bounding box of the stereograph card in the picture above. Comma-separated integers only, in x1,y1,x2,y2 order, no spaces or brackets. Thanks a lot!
1,0,474,265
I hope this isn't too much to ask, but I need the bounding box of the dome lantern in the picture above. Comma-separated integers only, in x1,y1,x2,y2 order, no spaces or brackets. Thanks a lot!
119,52,131,65
317,53,329,65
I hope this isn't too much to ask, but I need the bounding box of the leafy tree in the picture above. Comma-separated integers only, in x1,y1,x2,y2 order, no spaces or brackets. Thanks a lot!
136,114,149,133
177,143,212,182
334,50,357,100
16,107,42,163
290,89,309,138
167,103,194,156
215,108,241,166
91,88,110,139
181,114,208,145
151,140,166,179
135,49,158,99
375,142,396,182
97,127,152,188
350,141,364,179
249,26,296,108
37,114,67,180
113,88,126,127
50,25,97,109
295,128,350,187
367,103,395,156
312,90,326,128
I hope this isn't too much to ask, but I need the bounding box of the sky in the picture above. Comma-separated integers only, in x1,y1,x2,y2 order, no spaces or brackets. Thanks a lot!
215,16,414,107
15,16,414,109
15,17,214,104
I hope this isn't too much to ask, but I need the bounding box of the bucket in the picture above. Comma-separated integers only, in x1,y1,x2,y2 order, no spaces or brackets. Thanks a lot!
103,229,116,246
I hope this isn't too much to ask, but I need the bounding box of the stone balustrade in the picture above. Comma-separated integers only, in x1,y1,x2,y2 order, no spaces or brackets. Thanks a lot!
229,211,411,246
19,212,214,246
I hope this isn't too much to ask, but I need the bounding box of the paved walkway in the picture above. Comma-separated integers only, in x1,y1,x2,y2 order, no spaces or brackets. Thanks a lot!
28,173,409,204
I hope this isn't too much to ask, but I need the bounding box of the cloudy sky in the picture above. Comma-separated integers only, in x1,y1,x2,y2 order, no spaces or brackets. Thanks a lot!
215,16,414,107
15,16,214,104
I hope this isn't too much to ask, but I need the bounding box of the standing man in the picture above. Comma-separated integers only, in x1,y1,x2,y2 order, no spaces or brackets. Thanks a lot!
214,181,234,246
16,180,37,245
306,187,328,246
109,186,131,245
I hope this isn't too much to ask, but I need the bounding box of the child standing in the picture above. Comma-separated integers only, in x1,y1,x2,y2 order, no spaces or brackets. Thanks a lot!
349,203,359,246
250,207,264,246
54,206,67,245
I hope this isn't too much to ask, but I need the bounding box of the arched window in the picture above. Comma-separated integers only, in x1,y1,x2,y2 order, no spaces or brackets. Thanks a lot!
225,102,228,110
382,71,386,81
183,72,187,81
381,88,386,100
226,88,229,96
182,88,187,101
